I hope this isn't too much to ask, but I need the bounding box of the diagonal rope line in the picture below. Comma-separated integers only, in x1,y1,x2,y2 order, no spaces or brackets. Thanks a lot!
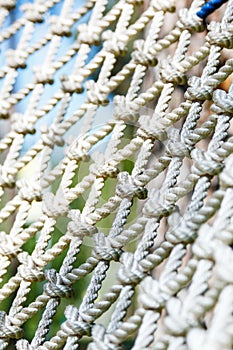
0,0,232,349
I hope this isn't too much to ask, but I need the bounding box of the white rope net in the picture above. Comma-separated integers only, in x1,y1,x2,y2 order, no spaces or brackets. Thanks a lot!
0,0,232,349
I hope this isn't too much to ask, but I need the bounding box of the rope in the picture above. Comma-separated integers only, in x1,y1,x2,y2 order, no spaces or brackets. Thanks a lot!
197,0,229,19
0,0,232,349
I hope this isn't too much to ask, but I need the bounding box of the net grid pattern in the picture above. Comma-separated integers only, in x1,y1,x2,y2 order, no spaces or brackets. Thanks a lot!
0,0,232,349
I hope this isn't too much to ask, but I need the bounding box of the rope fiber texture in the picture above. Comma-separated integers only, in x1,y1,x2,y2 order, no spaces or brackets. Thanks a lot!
0,0,233,349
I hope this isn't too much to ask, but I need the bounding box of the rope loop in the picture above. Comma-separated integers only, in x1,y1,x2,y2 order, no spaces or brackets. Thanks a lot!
17,252,45,282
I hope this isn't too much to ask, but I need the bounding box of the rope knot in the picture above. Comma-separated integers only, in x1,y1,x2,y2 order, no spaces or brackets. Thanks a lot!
113,95,140,122
178,8,204,31
191,149,223,176
0,0,15,9
159,57,187,84
0,311,23,339
6,49,27,69
16,339,34,350
0,231,20,257
166,223,196,244
132,39,158,66
66,134,90,161
116,172,147,199
142,189,175,218
118,252,145,285
185,77,212,101
85,80,109,105
21,3,46,23
50,15,73,36
33,66,54,84
192,225,214,259
42,192,69,217
78,23,102,45
12,113,35,134
17,252,44,282
16,179,42,202
151,0,175,11
44,269,73,298
126,0,143,4
0,101,11,118
89,324,109,350
40,123,64,147
139,276,168,310
0,164,17,187
208,21,233,49
164,298,190,335
138,114,167,141
62,305,91,336
166,140,190,157
212,89,233,115
60,74,83,93
67,210,98,237
93,233,121,261
102,30,127,56
94,163,119,179
166,128,190,157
